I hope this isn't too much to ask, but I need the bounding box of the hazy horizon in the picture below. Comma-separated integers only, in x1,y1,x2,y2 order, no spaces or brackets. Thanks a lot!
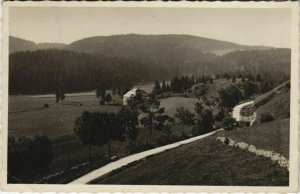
11,33,284,48
10,7,291,48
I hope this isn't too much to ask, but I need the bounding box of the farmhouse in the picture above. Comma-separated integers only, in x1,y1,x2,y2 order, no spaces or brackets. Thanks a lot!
123,88,148,105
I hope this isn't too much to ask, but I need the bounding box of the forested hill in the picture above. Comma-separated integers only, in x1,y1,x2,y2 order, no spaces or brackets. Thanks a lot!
9,48,290,94
9,37,37,54
10,34,270,55
9,36,66,54
66,34,270,57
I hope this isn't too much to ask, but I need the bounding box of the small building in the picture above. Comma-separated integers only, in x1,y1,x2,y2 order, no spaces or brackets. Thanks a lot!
123,88,147,105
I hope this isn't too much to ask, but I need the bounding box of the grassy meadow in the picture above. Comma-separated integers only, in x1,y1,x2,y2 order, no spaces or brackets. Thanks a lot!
8,78,290,184
91,134,289,186
8,86,199,183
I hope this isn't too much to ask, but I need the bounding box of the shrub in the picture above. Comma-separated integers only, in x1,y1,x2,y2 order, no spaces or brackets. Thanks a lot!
223,116,237,130
260,112,274,123
99,100,105,105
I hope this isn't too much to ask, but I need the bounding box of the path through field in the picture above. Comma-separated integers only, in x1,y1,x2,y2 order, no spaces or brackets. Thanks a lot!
69,128,223,184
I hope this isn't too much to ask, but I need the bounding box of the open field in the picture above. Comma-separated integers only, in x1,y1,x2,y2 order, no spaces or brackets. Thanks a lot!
160,97,199,116
9,95,121,138
8,93,195,183
92,134,288,186
8,78,290,184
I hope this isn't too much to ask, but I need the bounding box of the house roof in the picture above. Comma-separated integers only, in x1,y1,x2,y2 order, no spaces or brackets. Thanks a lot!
123,88,139,98
123,88,148,98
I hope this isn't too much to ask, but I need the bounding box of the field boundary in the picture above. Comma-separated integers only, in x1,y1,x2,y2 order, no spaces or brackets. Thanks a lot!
216,136,289,170
69,128,223,185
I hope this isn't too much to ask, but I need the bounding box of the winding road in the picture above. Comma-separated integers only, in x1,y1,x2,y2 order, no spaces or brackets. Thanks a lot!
232,101,255,124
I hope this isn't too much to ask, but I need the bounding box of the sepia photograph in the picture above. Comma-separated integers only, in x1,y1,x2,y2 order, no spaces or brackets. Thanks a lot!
1,1,299,192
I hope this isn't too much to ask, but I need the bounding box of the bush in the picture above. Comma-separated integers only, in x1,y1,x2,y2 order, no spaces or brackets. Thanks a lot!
223,116,237,131
8,135,53,183
260,112,274,123
99,100,105,105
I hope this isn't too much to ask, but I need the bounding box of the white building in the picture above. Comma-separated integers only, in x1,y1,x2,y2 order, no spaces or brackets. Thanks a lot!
123,88,147,105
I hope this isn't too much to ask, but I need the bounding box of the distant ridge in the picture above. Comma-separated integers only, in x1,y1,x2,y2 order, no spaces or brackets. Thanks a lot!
9,34,271,55
9,36,66,54
66,34,271,56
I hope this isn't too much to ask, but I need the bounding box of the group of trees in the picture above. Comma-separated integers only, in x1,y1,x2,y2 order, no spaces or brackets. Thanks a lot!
224,71,288,94
169,75,214,94
218,84,243,112
140,95,174,144
74,111,126,162
8,135,53,183
152,80,171,95
73,94,175,161
174,102,215,135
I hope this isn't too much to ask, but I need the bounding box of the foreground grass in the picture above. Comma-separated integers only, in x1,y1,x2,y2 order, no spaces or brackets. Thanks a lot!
91,135,288,186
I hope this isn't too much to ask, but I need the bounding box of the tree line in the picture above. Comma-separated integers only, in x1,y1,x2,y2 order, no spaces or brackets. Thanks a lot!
9,48,290,94
152,75,214,96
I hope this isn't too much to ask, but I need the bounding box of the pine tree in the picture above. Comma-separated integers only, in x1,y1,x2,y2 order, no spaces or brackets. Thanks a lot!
161,80,167,93
153,80,162,95
166,83,171,92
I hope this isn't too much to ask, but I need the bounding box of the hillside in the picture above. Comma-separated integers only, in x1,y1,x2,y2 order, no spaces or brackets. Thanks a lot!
10,34,270,56
9,36,65,53
90,82,290,185
9,36,37,54
9,34,290,94
254,81,290,118
66,34,270,57
219,81,290,157
91,135,288,185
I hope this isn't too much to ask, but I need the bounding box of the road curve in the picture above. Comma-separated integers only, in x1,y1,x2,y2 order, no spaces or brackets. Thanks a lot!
232,101,254,123
69,128,223,185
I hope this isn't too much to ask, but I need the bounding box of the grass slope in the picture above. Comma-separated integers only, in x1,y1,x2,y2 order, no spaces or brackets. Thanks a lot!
218,118,289,158
91,81,291,185
92,135,288,186
219,83,290,158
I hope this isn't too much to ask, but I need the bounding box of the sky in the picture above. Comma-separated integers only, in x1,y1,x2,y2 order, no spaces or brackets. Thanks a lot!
9,7,291,48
